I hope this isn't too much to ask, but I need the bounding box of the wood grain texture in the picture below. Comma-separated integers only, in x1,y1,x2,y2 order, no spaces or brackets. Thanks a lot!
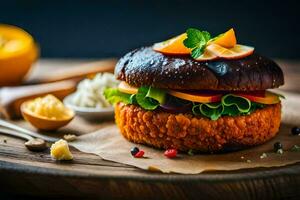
0,59,300,200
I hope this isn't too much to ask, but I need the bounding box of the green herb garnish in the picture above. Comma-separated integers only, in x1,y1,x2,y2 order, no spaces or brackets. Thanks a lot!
291,145,300,152
183,28,211,58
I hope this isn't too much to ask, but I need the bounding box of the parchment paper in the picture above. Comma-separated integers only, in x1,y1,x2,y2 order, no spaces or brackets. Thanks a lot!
66,91,300,174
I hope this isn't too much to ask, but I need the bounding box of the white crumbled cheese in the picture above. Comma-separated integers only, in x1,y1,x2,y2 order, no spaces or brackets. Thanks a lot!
260,153,267,159
70,73,119,108
277,149,284,154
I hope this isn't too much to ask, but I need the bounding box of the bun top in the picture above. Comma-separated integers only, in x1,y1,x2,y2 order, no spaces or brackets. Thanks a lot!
115,47,284,91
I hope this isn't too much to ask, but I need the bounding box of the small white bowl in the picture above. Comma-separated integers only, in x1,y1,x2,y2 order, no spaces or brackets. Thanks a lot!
63,94,114,120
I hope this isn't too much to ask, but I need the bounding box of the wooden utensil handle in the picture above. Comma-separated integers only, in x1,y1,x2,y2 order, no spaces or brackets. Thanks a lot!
0,80,77,119
28,59,117,84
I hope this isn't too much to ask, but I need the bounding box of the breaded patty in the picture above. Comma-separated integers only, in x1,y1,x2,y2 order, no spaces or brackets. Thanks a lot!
115,103,281,152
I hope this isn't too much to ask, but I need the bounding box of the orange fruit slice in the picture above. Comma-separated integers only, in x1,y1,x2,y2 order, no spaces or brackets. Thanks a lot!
194,49,218,61
0,24,39,86
153,33,191,55
206,44,254,59
168,90,222,103
211,28,237,48
118,81,138,94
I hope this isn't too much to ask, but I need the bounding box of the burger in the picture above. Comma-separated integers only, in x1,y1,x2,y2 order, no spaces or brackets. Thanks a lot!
104,28,284,152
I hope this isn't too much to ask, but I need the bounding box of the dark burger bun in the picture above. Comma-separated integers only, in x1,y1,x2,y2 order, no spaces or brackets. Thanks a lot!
115,47,284,91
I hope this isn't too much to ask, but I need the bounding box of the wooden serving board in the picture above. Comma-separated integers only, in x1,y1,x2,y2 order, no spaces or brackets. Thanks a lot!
0,59,300,200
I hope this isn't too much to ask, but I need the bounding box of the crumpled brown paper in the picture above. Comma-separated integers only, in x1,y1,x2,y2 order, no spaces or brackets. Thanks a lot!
68,91,300,174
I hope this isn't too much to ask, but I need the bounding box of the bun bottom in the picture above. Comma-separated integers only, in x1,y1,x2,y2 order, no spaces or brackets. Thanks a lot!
115,103,281,153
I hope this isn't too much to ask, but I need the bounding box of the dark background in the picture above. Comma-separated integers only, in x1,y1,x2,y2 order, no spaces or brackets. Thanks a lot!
1,0,300,59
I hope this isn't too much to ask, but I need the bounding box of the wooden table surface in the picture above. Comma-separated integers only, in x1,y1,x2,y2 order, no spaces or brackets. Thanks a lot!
0,59,300,200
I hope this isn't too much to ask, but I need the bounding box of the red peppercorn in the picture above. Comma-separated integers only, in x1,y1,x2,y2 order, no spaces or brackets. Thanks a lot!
134,150,144,158
164,149,177,158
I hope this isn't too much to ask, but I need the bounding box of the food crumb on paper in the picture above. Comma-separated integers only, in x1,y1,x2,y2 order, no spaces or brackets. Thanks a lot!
50,139,73,161
260,153,267,159
63,134,77,142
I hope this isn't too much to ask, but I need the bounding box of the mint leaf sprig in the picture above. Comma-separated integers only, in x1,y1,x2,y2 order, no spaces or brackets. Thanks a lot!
183,28,211,58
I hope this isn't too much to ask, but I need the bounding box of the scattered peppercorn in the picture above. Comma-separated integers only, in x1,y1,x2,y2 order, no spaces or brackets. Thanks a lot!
130,147,139,156
291,127,300,135
164,149,178,158
3,139,7,143
274,142,283,152
134,150,144,158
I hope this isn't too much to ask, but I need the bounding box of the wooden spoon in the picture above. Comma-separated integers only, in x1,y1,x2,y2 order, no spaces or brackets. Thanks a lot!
0,127,47,151
0,80,76,119
0,59,116,119
0,118,57,142
27,59,116,84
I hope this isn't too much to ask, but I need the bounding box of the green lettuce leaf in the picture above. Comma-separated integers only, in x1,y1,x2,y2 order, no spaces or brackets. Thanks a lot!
130,94,137,104
146,87,166,104
135,86,166,110
222,94,251,113
192,94,264,120
104,86,166,110
104,86,270,121
222,105,241,116
200,102,224,120
103,88,132,105
192,104,201,115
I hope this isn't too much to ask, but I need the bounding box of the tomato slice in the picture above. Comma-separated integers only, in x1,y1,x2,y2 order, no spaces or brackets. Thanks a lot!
118,81,138,94
234,90,266,97
237,91,280,104
168,90,222,103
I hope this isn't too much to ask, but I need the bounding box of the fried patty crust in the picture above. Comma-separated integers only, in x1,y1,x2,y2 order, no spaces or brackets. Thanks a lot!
115,103,281,152
115,47,284,91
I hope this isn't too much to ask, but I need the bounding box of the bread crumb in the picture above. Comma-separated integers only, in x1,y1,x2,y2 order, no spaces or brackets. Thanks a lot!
50,139,73,160
63,134,77,142
276,149,284,154
260,153,267,159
